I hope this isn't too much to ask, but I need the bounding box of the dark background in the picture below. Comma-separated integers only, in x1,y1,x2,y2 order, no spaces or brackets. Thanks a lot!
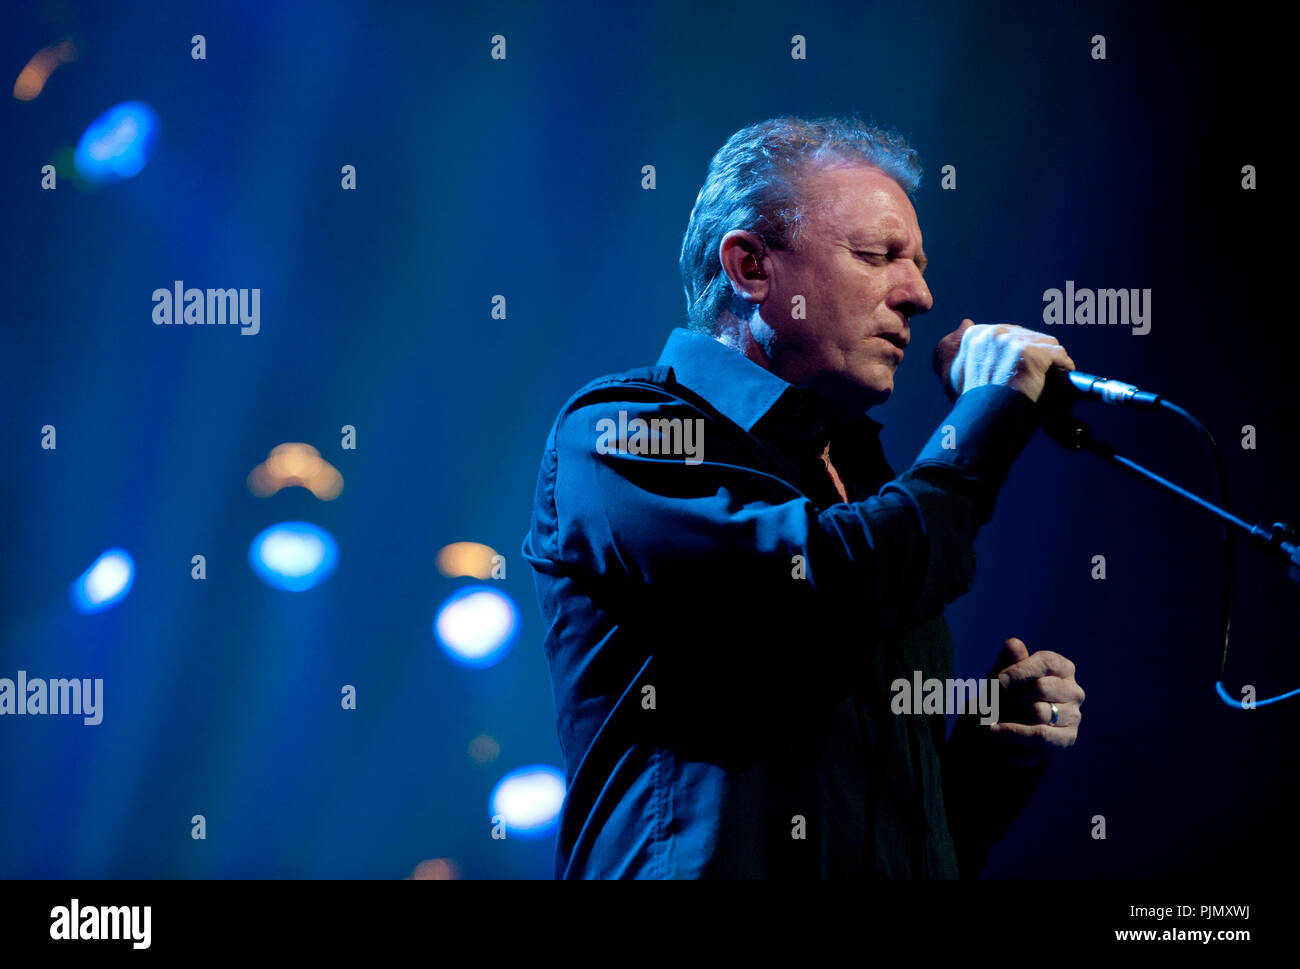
1,0,1294,878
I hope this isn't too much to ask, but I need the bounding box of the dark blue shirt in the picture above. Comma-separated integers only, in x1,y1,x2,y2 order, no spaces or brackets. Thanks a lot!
522,328,1048,878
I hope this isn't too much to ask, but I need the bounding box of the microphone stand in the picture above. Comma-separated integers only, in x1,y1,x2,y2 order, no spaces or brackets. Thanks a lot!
1042,409,1300,585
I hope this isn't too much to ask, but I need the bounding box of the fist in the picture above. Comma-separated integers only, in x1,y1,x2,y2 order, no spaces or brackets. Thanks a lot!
988,637,1085,758
932,319,1076,403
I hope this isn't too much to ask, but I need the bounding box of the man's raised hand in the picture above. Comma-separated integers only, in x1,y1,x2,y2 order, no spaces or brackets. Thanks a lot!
932,319,1076,403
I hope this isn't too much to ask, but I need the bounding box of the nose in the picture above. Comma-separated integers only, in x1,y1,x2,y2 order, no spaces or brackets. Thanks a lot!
892,265,933,322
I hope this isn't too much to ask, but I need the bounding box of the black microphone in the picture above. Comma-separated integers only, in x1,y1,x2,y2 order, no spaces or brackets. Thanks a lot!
1045,367,1161,407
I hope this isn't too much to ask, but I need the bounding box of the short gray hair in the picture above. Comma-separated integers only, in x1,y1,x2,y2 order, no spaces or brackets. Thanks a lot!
678,116,923,335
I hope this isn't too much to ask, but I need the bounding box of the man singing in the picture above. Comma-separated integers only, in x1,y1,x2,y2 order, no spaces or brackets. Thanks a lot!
522,116,1086,879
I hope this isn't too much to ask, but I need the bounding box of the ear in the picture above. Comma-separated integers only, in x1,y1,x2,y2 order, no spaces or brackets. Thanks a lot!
718,230,770,305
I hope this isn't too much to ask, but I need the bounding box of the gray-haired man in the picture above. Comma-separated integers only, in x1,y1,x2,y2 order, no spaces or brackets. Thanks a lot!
524,116,1085,878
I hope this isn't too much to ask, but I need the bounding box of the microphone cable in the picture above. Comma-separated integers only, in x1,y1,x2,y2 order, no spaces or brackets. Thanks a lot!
1138,398,1296,707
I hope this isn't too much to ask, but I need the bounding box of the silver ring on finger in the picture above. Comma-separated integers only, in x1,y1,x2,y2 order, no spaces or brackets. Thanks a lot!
1049,702,1060,726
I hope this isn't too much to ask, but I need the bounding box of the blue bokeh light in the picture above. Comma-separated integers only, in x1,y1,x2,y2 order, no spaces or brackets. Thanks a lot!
249,522,338,592
74,101,160,183
433,585,518,668
70,547,135,613
489,765,566,838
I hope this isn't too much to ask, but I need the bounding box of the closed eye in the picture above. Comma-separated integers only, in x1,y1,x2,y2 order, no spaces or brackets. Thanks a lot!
858,250,927,275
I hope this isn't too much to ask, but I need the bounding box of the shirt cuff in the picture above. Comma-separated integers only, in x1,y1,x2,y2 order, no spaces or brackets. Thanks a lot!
910,384,1041,493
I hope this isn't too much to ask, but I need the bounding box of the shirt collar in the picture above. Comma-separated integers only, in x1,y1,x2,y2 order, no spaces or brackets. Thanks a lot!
655,328,884,450
656,328,788,431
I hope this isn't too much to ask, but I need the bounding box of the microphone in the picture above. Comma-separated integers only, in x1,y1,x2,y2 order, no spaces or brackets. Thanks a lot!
1039,367,1163,450
1045,367,1161,407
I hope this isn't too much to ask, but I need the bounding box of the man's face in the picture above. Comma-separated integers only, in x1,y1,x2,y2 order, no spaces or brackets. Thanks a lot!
756,161,933,411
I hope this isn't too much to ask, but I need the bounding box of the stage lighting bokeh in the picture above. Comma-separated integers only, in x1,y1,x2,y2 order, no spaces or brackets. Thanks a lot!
489,765,566,838
249,522,339,592
247,443,343,500
74,101,159,183
433,585,518,668
69,547,135,613
435,541,498,579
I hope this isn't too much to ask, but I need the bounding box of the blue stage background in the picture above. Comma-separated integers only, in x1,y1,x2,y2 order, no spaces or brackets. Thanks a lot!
2,0,1294,878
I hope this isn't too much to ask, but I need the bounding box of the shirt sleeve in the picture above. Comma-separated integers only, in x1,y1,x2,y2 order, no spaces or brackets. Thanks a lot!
528,380,1039,639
